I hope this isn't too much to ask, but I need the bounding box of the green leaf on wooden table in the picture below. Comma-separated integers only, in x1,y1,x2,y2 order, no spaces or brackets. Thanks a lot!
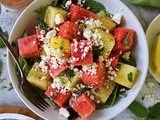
128,101,148,117
84,0,105,13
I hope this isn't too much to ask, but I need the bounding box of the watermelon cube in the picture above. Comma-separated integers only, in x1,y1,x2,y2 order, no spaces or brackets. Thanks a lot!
107,52,120,69
18,35,39,58
70,40,93,66
58,21,83,41
45,86,71,107
113,27,135,52
69,4,96,22
81,62,106,88
47,59,68,78
71,94,96,119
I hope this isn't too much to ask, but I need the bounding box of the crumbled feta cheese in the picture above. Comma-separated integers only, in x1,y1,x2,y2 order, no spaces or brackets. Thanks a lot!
43,44,51,57
85,20,96,29
46,29,57,39
82,63,98,75
50,57,59,69
55,13,65,25
146,81,155,88
98,55,104,62
112,13,122,24
94,20,102,27
89,95,95,100
65,0,72,8
122,51,131,60
39,60,48,73
83,28,93,40
145,94,155,102
77,0,85,6
59,107,70,118
40,76,47,81
73,39,78,53
51,77,62,89
40,30,46,35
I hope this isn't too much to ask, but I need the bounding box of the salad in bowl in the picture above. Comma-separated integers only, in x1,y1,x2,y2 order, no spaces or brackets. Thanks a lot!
8,0,148,119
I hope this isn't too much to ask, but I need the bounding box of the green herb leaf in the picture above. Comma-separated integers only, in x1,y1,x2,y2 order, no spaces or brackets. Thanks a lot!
75,87,91,94
128,72,133,82
147,102,160,119
4,54,7,57
59,72,65,84
119,54,137,67
49,93,57,109
77,80,83,84
7,82,13,91
93,46,104,61
21,29,29,38
1,86,7,89
123,33,130,45
66,69,75,81
79,23,90,27
37,18,49,31
96,85,119,110
128,101,148,117
95,88,100,93
0,31,8,48
17,55,29,76
0,78,6,83
119,92,127,98
60,46,64,50
5,9,9,13
84,0,105,13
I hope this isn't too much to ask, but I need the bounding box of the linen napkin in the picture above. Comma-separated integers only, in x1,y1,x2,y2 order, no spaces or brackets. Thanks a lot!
128,0,160,8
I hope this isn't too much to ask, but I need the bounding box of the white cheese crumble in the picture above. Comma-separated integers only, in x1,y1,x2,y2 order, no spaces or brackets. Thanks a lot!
122,51,131,60
112,13,122,24
55,13,65,25
94,20,102,27
98,55,104,62
144,94,155,102
38,60,48,74
82,63,98,75
73,39,78,53
83,28,93,40
59,107,70,118
146,81,155,88
50,57,59,69
65,0,72,8
51,77,62,89
45,29,57,39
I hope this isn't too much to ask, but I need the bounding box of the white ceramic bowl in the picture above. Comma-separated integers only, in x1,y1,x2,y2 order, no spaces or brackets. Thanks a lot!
146,14,160,83
7,0,148,119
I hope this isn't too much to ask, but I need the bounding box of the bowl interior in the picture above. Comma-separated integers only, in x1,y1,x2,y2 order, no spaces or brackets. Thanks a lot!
7,0,148,119
146,14,160,82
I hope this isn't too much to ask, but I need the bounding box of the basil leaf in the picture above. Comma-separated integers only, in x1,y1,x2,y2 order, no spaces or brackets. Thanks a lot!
84,0,105,13
75,87,91,94
128,101,148,117
123,33,130,45
59,72,65,84
96,85,119,110
128,72,133,82
147,102,160,119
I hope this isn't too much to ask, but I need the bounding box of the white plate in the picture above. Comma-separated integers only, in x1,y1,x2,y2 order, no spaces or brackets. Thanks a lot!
0,113,35,120
7,0,148,120
146,14,160,82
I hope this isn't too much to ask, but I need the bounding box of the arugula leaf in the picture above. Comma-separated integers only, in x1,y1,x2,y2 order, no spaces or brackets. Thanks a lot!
123,33,130,45
17,55,29,76
93,46,104,61
128,101,148,117
128,72,133,82
119,54,137,67
147,102,160,119
66,69,75,81
96,85,119,110
37,18,49,31
50,93,57,109
84,0,105,13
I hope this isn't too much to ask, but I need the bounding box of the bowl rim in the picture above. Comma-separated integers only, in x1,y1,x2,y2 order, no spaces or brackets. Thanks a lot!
7,0,149,119
146,14,160,83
